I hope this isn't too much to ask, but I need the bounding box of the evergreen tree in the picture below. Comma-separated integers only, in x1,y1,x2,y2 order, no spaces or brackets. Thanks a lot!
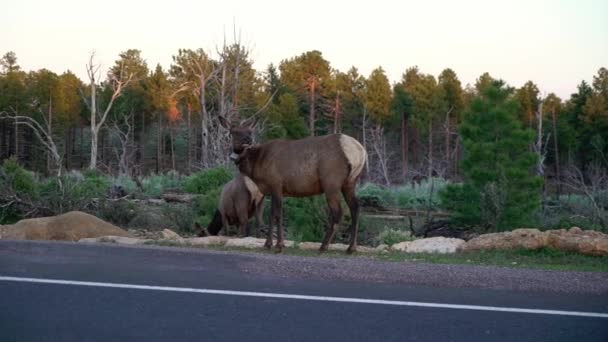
441,81,542,231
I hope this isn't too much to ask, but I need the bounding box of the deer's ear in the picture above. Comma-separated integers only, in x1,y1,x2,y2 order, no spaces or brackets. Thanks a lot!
218,116,231,130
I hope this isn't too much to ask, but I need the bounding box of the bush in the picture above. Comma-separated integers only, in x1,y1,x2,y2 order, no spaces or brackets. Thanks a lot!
194,187,222,227
109,175,139,195
1,158,39,199
183,167,233,194
284,196,328,242
141,171,183,197
357,183,395,207
357,179,448,210
0,158,40,223
40,170,110,214
162,203,197,233
98,200,138,227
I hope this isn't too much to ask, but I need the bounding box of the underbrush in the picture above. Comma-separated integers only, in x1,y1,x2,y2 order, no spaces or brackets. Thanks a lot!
357,178,448,210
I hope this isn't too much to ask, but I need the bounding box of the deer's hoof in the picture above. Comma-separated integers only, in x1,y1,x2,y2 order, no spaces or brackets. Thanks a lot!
346,246,357,254
264,241,273,249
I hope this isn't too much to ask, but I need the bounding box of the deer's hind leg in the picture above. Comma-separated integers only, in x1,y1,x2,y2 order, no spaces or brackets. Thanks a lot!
320,190,343,253
342,182,360,254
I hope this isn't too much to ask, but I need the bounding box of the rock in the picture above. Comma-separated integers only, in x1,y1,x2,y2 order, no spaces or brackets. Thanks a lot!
461,228,548,251
406,237,465,254
390,241,411,252
376,244,389,252
298,242,322,251
328,243,349,252
225,237,267,249
79,235,149,245
160,229,181,240
356,246,378,254
1,211,130,241
186,236,231,247
547,228,608,256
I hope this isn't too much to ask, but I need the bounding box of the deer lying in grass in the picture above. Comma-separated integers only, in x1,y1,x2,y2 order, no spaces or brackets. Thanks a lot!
219,116,367,253
202,173,265,237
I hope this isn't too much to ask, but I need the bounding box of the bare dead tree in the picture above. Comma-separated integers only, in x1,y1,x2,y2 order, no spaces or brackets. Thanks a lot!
368,125,391,186
0,109,62,177
109,112,135,176
563,163,608,229
82,52,133,170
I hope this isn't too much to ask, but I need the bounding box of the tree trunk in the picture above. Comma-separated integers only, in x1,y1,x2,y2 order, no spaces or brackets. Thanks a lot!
47,95,53,174
445,109,450,177
428,119,433,178
187,103,192,172
309,79,315,136
89,78,97,169
552,109,561,196
170,123,176,170
401,111,409,179
14,118,18,162
200,76,209,168
157,112,162,173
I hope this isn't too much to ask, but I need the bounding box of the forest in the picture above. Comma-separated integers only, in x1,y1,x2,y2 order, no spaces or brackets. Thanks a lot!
1,44,607,239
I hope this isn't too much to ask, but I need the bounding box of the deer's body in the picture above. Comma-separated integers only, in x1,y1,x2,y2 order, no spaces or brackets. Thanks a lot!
220,116,367,253
205,173,264,237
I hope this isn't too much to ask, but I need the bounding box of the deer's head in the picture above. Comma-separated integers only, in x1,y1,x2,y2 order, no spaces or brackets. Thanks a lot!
218,115,260,163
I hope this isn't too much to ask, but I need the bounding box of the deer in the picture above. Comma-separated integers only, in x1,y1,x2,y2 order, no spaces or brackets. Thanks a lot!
202,173,265,238
218,116,367,253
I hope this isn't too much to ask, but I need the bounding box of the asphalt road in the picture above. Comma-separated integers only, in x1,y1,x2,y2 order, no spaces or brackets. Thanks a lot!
1,240,607,342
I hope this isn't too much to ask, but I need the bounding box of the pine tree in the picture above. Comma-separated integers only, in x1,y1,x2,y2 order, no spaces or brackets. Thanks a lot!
441,81,542,231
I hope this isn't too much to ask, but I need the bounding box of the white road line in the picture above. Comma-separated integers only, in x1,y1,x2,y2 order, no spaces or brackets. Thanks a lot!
1,275,607,319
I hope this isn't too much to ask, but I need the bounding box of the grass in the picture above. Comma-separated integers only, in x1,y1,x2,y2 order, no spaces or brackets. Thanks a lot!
141,239,608,273
377,247,608,273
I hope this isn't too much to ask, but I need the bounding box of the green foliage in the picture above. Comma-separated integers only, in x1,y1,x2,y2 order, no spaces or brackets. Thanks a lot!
1,157,39,198
284,196,328,242
262,93,308,140
40,170,110,214
162,203,196,233
0,158,39,223
141,171,183,197
441,82,542,231
98,200,138,227
194,187,222,227
357,179,448,209
182,167,233,194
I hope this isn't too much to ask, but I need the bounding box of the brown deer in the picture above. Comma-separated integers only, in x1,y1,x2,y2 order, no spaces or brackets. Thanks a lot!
218,116,367,253
203,173,265,237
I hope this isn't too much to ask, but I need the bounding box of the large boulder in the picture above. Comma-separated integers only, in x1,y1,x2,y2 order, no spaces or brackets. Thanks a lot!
1,211,130,241
460,228,548,251
547,227,608,256
406,237,465,254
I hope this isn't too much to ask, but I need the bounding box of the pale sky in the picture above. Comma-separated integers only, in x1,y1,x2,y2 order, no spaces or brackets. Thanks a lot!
2,0,607,99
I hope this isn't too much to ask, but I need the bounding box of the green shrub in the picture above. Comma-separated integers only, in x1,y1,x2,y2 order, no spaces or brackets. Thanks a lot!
194,187,222,227
357,179,448,210
0,158,40,223
284,196,328,242
1,158,39,199
98,200,137,227
183,167,233,194
357,183,396,207
141,171,183,197
162,204,197,233
109,175,138,195
40,171,110,214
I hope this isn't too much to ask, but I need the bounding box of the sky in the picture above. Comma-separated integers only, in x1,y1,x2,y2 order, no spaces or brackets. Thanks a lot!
2,0,607,99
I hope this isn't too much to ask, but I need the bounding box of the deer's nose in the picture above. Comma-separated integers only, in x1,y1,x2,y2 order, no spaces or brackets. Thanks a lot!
230,153,240,162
